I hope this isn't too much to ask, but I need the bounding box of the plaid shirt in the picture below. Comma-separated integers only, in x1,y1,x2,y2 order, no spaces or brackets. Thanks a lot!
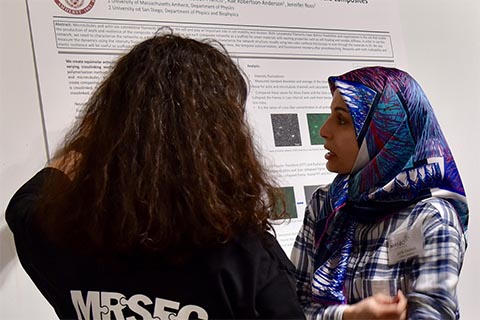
291,185,467,320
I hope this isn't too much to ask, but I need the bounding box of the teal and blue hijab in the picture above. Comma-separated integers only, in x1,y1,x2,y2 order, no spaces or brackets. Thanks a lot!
311,66,468,304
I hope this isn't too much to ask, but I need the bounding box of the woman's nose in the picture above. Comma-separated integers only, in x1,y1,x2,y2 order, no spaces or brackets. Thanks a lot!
319,117,330,139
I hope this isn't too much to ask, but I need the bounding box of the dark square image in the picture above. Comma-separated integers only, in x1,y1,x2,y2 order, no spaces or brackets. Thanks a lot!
304,185,320,203
271,113,302,147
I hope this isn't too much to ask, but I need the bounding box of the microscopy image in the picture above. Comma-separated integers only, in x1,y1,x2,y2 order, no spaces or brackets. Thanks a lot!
306,113,329,145
274,186,298,219
271,113,302,147
304,184,320,203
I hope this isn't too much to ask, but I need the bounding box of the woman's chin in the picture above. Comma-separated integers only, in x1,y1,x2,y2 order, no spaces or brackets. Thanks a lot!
325,162,336,173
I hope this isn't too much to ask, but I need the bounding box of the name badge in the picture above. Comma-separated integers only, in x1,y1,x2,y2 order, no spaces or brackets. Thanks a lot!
387,225,424,265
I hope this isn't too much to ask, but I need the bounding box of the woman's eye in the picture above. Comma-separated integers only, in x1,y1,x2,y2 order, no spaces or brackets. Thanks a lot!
338,117,346,125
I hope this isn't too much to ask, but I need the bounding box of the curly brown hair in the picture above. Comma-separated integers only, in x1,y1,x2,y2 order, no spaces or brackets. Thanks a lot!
37,33,285,255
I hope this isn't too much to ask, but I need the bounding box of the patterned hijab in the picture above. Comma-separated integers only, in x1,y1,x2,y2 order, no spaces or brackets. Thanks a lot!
311,66,468,304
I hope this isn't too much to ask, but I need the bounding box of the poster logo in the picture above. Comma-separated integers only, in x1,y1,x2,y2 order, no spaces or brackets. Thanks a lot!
54,0,95,15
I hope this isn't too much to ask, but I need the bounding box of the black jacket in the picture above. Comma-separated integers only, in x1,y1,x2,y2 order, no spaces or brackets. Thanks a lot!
6,168,304,319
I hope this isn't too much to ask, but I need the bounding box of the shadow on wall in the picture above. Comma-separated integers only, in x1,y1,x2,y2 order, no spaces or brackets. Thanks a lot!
0,225,19,288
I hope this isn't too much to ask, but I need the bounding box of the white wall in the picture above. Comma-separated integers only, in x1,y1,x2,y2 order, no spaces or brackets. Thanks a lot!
0,1,53,319
398,1,480,318
1,0,479,319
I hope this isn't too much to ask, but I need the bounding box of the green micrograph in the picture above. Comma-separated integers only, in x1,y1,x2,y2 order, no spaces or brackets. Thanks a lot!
307,113,329,145
274,186,298,219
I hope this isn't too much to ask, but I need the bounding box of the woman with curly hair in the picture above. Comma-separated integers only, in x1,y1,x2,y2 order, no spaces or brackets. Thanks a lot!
6,33,304,320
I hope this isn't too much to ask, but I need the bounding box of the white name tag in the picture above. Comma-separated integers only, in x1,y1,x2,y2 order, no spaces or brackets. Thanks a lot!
387,225,424,265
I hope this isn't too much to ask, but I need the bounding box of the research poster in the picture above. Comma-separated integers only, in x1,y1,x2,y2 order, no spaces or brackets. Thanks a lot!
26,0,407,254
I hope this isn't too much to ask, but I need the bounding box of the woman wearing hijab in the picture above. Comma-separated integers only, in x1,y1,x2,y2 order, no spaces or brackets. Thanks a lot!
291,66,468,319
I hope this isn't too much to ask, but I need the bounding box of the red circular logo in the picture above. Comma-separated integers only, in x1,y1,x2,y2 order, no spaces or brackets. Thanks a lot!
54,0,96,15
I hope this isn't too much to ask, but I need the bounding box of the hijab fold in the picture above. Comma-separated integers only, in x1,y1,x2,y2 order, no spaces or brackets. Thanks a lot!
311,66,468,304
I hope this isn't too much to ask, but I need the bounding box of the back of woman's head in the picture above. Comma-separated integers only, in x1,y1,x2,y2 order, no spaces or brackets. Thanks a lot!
39,33,284,254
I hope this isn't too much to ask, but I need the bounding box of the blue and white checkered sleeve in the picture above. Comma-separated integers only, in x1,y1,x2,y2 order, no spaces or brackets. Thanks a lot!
291,188,347,320
407,199,467,320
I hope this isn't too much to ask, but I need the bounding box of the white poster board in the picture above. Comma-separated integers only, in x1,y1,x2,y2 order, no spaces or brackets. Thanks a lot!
26,0,407,254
